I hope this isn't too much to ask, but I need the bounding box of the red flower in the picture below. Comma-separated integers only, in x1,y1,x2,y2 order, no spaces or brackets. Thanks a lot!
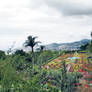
79,69,83,72
85,84,89,88
90,81,92,83
88,67,91,71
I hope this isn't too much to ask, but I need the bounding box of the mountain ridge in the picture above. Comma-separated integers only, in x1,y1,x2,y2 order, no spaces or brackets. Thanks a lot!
45,39,90,51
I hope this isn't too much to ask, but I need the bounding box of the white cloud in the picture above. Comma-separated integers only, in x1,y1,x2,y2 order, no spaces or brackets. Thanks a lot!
0,0,91,50
45,0,92,15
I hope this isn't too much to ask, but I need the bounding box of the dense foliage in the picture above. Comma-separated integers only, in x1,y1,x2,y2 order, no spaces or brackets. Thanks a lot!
1,35,91,92
0,49,83,92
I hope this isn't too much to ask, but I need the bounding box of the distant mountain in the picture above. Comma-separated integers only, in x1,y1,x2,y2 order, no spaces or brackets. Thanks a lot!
45,39,90,51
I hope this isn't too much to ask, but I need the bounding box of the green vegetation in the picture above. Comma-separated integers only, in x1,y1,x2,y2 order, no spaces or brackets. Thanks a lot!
0,35,92,92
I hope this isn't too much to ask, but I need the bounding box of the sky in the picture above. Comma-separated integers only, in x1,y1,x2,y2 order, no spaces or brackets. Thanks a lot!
0,0,92,50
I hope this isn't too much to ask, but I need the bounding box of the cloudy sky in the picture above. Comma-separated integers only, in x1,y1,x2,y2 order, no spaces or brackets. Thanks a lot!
0,0,92,50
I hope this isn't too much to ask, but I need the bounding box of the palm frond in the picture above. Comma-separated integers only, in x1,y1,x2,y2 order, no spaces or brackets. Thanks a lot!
24,35,41,52
33,41,41,46
33,36,38,41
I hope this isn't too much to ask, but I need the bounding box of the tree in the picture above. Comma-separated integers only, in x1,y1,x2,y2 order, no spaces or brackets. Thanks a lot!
88,32,92,53
88,40,92,53
0,50,6,59
14,49,26,56
24,36,40,53
91,31,92,38
24,36,41,67
80,43,89,51
40,45,45,52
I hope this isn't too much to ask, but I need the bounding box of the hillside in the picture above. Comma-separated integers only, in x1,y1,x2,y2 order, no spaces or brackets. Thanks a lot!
45,39,90,51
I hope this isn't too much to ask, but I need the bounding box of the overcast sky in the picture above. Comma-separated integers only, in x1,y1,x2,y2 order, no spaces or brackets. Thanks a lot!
0,0,92,50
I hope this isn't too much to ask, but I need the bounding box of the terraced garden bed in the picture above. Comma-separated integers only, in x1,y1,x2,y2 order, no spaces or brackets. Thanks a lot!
43,52,92,92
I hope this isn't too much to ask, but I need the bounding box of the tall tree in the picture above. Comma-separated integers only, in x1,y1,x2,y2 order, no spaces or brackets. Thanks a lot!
24,36,40,53
24,36,40,66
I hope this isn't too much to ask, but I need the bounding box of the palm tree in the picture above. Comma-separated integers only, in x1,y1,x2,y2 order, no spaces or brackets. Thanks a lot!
24,35,40,53
24,36,40,66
